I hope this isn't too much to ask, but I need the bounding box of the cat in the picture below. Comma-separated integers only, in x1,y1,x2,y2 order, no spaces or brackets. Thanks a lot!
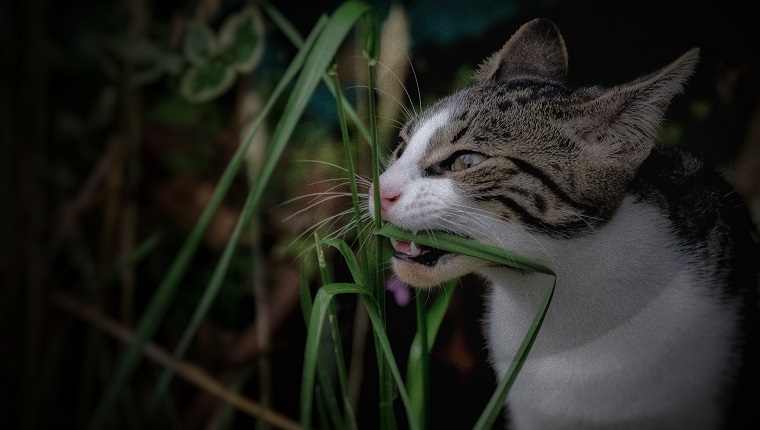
367,18,760,429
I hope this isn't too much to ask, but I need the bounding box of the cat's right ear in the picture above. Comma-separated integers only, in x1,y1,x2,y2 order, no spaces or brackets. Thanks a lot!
475,18,568,85
566,48,699,166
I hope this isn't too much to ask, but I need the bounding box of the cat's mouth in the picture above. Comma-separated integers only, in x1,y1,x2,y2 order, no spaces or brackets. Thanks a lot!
389,238,450,266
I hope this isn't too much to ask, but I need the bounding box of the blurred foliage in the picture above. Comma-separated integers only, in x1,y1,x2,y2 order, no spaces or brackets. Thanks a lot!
180,7,266,102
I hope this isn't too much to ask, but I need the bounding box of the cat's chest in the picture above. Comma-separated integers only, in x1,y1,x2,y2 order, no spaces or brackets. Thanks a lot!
480,198,739,427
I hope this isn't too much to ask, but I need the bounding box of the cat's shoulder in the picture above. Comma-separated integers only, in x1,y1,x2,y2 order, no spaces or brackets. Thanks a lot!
630,147,759,270
631,147,732,212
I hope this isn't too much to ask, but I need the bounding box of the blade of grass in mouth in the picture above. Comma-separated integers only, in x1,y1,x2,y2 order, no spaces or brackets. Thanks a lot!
377,223,553,275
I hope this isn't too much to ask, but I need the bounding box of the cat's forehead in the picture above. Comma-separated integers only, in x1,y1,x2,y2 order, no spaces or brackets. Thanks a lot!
397,80,569,159
402,81,567,132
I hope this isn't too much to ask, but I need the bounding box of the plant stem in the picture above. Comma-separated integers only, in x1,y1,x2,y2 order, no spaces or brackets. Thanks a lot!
315,232,357,429
414,294,429,430
363,9,398,430
329,60,373,419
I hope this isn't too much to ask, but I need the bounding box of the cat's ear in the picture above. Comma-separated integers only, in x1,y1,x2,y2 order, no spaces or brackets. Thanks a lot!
568,48,699,164
475,18,568,85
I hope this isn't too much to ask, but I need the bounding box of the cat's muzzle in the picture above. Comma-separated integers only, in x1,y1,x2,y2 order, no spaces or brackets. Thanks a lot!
389,238,450,266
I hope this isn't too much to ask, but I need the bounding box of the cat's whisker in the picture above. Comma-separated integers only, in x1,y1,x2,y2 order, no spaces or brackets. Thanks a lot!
286,207,356,250
292,160,373,187
395,47,423,115
343,84,415,123
330,213,370,241
347,50,423,118
276,188,354,210
321,213,359,242
280,193,358,223
292,158,349,172
555,207,603,231
374,59,418,117
373,114,408,130
446,204,556,259
356,221,379,256
299,209,353,240
304,177,367,189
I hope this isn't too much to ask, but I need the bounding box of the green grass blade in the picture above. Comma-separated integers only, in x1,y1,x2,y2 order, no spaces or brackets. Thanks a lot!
413,294,429,430
262,1,372,145
472,279,555,430
329,63,371,271
248,0,370,215
300,283,369,430
377,224,554,275
300,283,421,430
314,233,358,430
361,294,420,430
360,8,398,430
316,367,344,430
151,183,257,403
314,231,332,285
299,262,313,324
406,281,456,426
320,237,367,287
149,13,329,405
314,384,332,430
101,232,162,287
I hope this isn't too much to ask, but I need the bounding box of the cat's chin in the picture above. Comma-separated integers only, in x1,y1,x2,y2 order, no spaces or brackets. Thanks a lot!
392,254,483,288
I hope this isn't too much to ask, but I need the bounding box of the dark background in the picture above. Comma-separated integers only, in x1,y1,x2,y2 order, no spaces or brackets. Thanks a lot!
2,0,758,429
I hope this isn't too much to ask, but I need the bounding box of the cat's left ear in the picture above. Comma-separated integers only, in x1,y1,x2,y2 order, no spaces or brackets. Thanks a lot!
568,48,700,164
476,18,568,85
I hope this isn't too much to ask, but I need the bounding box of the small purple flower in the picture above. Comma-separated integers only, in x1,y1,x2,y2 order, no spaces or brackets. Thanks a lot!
387,275,412,307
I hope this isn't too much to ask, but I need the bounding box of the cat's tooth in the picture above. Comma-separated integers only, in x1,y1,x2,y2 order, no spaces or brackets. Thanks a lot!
409,242,421,257
390,238,399,251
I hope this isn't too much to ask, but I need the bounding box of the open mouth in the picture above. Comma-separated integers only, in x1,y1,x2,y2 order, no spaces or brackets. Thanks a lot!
389,238,450,266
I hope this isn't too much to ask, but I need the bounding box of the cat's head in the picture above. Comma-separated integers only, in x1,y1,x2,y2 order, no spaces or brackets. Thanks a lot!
369,18,699,287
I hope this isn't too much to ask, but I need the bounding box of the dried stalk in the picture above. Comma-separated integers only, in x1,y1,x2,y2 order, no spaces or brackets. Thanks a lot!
50,290,303,430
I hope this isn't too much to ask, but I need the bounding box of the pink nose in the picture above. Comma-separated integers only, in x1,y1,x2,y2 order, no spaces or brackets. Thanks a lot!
368,183,401,217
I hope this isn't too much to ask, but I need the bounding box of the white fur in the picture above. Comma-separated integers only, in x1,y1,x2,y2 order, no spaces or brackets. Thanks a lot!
481,197,738,429
374,110,468,233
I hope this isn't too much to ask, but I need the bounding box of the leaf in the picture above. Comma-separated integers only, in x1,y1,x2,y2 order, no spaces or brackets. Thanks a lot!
183,21,217,65
159,52,186,77
130,40,166,85
219,6,266,73
105,37,177,86
179,60,236,103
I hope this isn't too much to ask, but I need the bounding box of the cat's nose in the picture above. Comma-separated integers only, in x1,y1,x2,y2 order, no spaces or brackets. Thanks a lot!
379,186,401,214
368,183,401,218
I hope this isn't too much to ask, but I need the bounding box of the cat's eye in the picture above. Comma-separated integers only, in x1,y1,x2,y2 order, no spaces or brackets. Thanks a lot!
450,153,487,171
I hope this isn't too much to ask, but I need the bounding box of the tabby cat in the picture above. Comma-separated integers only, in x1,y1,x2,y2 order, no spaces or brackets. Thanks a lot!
368,18,759,429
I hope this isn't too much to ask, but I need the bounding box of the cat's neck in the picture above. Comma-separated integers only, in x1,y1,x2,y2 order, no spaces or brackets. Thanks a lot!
480,195,734,359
